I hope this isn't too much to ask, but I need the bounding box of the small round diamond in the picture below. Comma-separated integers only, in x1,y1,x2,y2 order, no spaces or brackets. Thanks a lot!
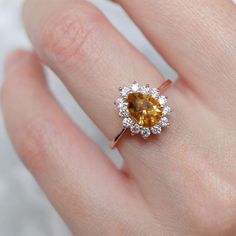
131,82,139,92
158,96,167,107
120,87,130,97
160,117,169,127
163,106,171,116
119,107,129,117
130,124,140,134
123,118,133,128
150,88,160,99
115,98,126,109
140,86,150,94
151,125,162,135
140,128,151,139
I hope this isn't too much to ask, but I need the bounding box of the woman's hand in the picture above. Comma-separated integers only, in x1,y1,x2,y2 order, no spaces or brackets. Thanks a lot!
2,0,236,235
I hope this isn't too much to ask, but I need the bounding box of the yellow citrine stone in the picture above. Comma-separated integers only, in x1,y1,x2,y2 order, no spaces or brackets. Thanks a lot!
127,93,163,128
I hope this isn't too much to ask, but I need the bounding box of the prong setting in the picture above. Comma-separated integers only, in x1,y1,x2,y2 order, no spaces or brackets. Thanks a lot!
130,124,141,135
151,125,162,135
141,128,151,139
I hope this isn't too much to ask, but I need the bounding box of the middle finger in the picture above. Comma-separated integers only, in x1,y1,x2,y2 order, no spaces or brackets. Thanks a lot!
116,0,236,115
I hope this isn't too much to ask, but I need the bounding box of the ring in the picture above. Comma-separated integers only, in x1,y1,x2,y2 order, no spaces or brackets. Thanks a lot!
110,80,172,149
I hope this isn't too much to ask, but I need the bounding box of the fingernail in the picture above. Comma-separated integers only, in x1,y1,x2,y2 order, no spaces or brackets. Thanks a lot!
4,50,31,73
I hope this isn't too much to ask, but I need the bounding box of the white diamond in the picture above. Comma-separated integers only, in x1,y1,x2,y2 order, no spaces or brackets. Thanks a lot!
158,96,167,106
150,88,160,99
140,128,151,139
163,106,171,116
115,98,126,109
160,117,169,127
119,107,129,117
130,124,140,134
120,87,130,97
131,82,139,92
151,125,162,135
123,118,133,128
140,86,150,94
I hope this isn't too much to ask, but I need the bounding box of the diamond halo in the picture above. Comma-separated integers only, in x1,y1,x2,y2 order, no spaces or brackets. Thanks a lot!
115,81,171,139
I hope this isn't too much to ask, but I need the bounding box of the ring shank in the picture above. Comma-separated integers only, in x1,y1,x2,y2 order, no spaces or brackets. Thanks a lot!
110,79,173,149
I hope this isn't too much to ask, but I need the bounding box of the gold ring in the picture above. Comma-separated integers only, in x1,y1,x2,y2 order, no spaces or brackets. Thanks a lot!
111,80,172,149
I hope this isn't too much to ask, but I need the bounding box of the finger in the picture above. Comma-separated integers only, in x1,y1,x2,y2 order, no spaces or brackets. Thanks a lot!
22,0,208,194
1,50,151,235
22,0,172,140
22,0,190,145
115,0,236,113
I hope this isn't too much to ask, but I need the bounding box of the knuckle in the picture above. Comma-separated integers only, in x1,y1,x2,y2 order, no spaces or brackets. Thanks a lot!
40,6,104,69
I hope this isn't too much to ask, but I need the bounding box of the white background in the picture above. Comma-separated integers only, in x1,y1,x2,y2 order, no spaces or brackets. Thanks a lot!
0,0,234,235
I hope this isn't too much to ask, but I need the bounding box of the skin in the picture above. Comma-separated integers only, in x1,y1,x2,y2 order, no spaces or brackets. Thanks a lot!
1,0,236,235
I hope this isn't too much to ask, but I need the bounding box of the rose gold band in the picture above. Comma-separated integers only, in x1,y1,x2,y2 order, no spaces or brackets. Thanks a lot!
110,79,173,149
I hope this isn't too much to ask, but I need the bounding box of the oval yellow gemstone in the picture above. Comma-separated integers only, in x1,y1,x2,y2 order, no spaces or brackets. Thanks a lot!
127,93,163,128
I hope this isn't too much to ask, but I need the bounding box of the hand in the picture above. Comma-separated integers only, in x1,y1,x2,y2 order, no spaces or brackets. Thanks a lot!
2,0,236,235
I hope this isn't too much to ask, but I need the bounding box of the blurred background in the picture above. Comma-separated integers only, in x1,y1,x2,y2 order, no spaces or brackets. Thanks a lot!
0,0,184,235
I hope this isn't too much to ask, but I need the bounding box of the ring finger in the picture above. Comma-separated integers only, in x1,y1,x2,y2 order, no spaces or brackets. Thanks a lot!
23,0,191,180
